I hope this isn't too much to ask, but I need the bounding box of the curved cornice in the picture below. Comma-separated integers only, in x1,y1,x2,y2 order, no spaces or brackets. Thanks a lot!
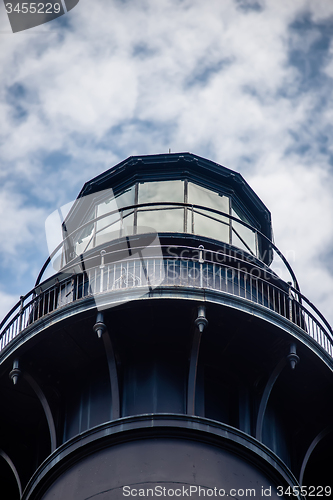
22,414,300,499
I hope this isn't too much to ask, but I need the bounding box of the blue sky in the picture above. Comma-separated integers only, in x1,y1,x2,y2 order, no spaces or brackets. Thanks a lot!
0,0,333,326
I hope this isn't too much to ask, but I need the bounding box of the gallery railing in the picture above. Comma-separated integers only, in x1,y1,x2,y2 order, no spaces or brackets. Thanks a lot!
35,202,300,291
1,246,332,358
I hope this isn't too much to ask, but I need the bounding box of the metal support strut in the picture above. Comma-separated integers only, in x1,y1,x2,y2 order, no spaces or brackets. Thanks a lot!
187,305,208,415
93,312,120,420
9,360,57,453
256,343,299,442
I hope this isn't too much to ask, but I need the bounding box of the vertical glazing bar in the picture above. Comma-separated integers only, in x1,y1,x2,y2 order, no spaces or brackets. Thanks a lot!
191,206,194,234
134,183,138,235
92,205,97,249
229,198,232,245
184,179,188,233
255,230,259,259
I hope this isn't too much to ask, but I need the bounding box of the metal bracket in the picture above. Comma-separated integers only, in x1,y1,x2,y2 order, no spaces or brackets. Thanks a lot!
9,360,57,453
299,426,332,485
187,305,208,415
0,449,22,498
93,312,120,420
256,343,299,442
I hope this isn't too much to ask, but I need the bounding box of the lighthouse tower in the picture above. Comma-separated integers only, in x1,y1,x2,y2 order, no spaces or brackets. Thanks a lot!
0,153,332,499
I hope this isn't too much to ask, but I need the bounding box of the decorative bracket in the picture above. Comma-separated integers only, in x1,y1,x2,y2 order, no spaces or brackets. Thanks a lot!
256,343,299,442
299,426,332,485
9,359,57,453
187,305,208,415
93,312,120,420
0,449,22,498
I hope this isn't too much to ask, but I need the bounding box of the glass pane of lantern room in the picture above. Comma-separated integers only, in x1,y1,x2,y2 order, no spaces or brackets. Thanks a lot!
193,211,229,243
231,208,256,256
137,181,184,233
188,183,229,215
95,186,136,246
231,225,256,256
138,180,184,204
137,208,184,233
115,186,136,210
74,215,95,255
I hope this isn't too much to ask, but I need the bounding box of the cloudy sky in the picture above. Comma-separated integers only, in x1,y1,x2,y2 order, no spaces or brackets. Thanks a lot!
0,0,333,328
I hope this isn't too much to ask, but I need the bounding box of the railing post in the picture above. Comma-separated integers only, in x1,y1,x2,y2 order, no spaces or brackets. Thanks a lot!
198,245,204,288
100,250,106,293
288,282,293,322
18,296,24,333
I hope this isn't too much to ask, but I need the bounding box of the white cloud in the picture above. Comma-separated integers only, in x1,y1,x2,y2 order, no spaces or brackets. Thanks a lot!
0,0,333,328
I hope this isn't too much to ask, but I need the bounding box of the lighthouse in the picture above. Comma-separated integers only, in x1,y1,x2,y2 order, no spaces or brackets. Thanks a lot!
0,153,332,499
